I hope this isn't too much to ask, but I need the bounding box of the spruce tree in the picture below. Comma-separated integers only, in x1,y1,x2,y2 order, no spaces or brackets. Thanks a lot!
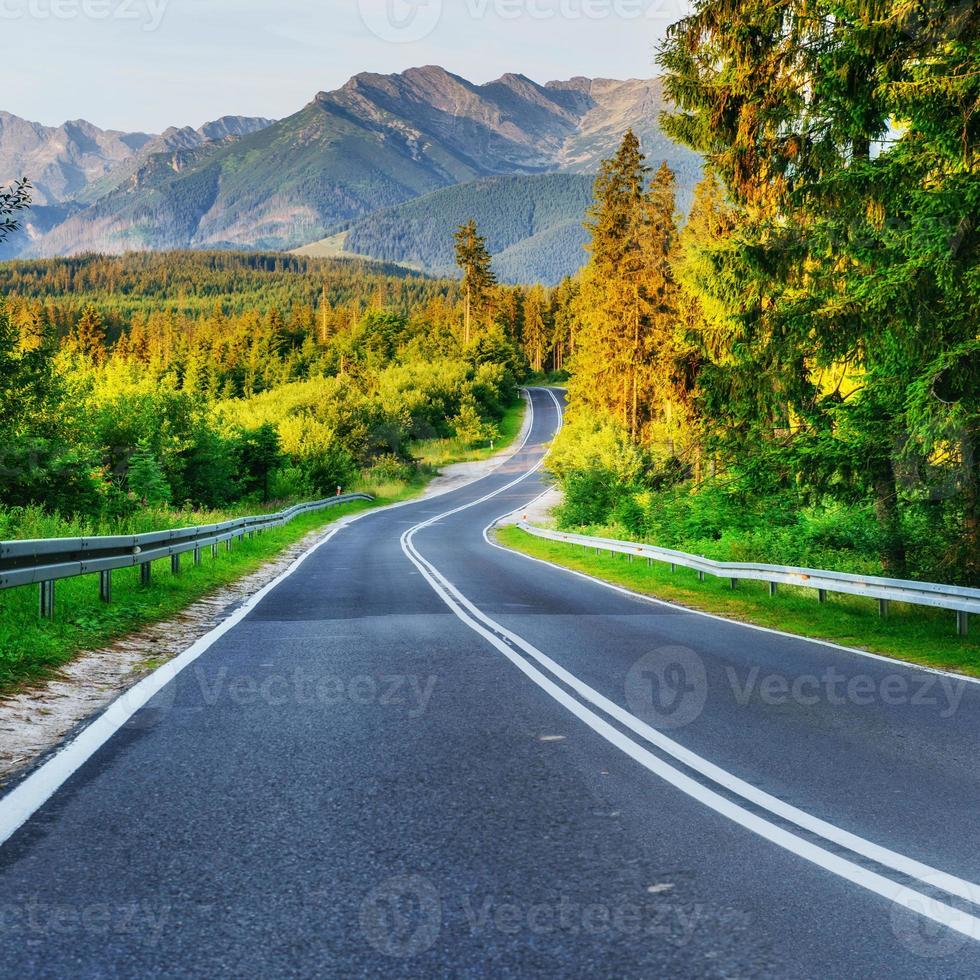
453,220,496,345
71,305,107,363
127,441,171,506
658,0,980,575
522,284,549,374
570,133,683,445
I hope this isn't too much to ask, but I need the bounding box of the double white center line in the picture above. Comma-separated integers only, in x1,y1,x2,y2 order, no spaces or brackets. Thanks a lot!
401,387,980,944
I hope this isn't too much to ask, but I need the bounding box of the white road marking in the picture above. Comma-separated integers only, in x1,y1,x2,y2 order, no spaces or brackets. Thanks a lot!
496,411,980,690
401,387,980,941
0,393,540,849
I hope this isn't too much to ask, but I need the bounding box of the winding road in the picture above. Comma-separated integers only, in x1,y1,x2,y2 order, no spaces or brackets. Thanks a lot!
1,387,979,977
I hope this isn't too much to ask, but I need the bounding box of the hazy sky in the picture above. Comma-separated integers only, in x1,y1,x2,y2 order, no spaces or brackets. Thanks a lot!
4,0,691,132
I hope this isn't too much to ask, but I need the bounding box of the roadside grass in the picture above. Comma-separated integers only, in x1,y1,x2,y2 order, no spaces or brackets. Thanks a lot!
410,399,526,469
495,525,980,678
0,401,528,694
0,499,376,692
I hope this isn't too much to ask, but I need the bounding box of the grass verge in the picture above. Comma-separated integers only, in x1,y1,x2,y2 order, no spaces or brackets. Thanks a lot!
0,499,377,691
410,399,526,469
495,525,980,678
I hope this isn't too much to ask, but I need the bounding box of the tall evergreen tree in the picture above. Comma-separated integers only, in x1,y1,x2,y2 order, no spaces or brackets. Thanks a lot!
522,284,549,374
659,0,979,575
70,305,108,364
453,220,496,345
570,133,684,445
549,277,578,374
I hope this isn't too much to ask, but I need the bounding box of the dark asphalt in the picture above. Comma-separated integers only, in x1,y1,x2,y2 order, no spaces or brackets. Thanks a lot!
1,387,979,978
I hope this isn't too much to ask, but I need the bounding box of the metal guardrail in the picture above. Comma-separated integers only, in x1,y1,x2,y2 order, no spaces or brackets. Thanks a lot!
516,523,978,637
1,493,374,618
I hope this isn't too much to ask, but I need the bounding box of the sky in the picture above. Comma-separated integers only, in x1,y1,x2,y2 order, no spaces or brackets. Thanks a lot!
3,0,691,133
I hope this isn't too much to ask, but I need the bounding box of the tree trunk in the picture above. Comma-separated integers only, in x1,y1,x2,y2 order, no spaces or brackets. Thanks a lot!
872,461,906,575
962,432,979,584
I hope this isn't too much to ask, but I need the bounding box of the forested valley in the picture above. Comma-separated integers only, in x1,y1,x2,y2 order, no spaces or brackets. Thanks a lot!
0,250,536,544
0,0,976,593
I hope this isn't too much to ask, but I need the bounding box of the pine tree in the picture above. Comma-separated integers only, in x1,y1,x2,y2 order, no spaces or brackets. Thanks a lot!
71,305,107,363
549,278,578,374
522,285,549,374
570,131,650,434
658,0,980,575
127,441,171,506
570,133,683,444
453,220,496,345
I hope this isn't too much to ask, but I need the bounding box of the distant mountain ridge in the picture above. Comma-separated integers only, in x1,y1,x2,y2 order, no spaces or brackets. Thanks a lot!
0,67,701,260
296,174,597,285
0,111,153,206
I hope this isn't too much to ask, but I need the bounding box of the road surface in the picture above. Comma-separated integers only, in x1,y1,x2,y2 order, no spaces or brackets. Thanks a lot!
1,387,979,977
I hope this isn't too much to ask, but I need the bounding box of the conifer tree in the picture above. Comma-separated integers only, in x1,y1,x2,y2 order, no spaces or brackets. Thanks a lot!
549,278,578,374
658,0,980,574
453,220,496,345
570,133,683,444
70,305,108,364
127,441,171,506
522,284,549,374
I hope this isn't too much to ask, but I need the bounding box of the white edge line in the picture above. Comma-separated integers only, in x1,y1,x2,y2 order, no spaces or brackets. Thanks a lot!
405,532,980,941
0,390,539,849
479,515,980,906
497,393,980,687
491,389,980,903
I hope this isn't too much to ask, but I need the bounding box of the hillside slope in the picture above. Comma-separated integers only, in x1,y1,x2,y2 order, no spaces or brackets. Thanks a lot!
294,159,700,285
301,173,594,284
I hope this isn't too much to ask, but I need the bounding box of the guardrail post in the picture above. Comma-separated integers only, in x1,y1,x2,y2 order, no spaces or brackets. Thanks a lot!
193,547,201,567
211,543,218,559
698,570,704,583
730,578,738,590
670,563,676,573
958,611,970,637
879,598,889,618
768,582,778,597
226,538,233,552
99,570,112,604
171,554,181,575
140,562,152,587
38,581,55,619
818,589,827,603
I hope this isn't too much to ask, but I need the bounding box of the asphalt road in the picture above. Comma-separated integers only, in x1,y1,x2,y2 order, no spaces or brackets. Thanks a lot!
1,386,979,978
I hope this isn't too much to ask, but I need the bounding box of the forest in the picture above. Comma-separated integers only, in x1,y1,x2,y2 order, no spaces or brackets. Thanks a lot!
528,0,979,586
0,248,544,545
341,174,596,284
0,0,976,595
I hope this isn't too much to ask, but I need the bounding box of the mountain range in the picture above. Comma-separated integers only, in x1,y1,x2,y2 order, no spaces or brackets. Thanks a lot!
0,66,701,279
